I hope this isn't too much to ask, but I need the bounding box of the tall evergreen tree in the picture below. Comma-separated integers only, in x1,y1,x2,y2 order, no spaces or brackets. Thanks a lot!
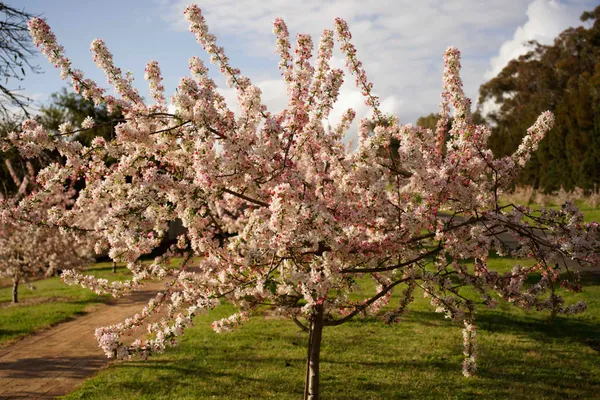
478,6,600,192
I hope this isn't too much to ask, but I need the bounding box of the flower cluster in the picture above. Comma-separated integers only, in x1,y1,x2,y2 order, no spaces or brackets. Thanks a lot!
144,60,166,109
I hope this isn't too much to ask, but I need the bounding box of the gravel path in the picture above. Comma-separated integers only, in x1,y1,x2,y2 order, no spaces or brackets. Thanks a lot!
0,283,163,399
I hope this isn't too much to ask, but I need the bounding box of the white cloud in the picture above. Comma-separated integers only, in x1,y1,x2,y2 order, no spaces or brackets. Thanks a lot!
215,79,390,143
216,79,286,116
155,0,592,130
485,0,588,80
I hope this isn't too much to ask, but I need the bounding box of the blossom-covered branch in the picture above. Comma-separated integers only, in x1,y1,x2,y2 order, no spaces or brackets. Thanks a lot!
5,7,598,398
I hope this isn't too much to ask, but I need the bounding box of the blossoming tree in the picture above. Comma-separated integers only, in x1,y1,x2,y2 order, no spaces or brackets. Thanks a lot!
0,160,92,302
4,5,599,398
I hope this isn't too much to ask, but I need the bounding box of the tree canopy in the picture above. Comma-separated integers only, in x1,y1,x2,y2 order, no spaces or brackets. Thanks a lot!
478,6,600,192
6,8,599,399
37,88,122,146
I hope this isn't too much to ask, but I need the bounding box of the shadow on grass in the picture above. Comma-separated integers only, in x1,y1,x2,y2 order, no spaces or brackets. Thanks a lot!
92,357,305,399
89,345,597,400
477,311,600,352
401,307,600,355
323,357,596,399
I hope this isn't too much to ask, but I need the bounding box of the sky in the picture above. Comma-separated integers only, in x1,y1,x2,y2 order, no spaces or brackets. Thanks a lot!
6,0,597,139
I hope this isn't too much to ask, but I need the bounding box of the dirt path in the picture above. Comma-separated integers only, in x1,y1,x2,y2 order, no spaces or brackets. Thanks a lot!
0,283,163,399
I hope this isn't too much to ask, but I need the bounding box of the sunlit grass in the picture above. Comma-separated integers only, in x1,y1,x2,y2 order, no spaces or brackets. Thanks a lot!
65,258,600,400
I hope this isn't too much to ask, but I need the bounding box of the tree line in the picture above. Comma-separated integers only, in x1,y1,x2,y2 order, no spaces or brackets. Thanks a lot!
420,6,600,193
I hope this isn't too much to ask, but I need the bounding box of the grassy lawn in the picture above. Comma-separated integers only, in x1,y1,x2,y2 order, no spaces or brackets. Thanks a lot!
579,205,600,223
0,262,131,346
65,259,600,400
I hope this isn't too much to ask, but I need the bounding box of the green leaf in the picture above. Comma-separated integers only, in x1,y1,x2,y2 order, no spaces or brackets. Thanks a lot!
266,279,277,295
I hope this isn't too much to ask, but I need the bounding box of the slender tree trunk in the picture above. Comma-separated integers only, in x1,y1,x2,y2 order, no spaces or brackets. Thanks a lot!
304,304,324,400
112,261,117,273
12,279,19,303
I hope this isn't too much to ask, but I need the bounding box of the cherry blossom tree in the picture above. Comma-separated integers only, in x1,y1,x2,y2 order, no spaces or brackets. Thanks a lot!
2,5,598,398
0,160,92,302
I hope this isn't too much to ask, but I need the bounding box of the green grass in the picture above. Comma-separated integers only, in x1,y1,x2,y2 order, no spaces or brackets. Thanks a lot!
0,262,131,345
65,259,600,400
579,206,600,223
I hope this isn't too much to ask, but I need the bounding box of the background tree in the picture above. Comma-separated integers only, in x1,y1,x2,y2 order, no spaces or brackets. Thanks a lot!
7,7,599,399
0,159,92,302
478,5,600,192
0,115,28,195
0,216,93,303
0,2,40,121
416,113,444,131
0,87,122,197
37,88,123,146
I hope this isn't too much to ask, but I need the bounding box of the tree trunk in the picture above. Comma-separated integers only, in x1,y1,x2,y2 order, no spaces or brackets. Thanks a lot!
112,261,117,273
12,279,19,303
304,304,324,400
